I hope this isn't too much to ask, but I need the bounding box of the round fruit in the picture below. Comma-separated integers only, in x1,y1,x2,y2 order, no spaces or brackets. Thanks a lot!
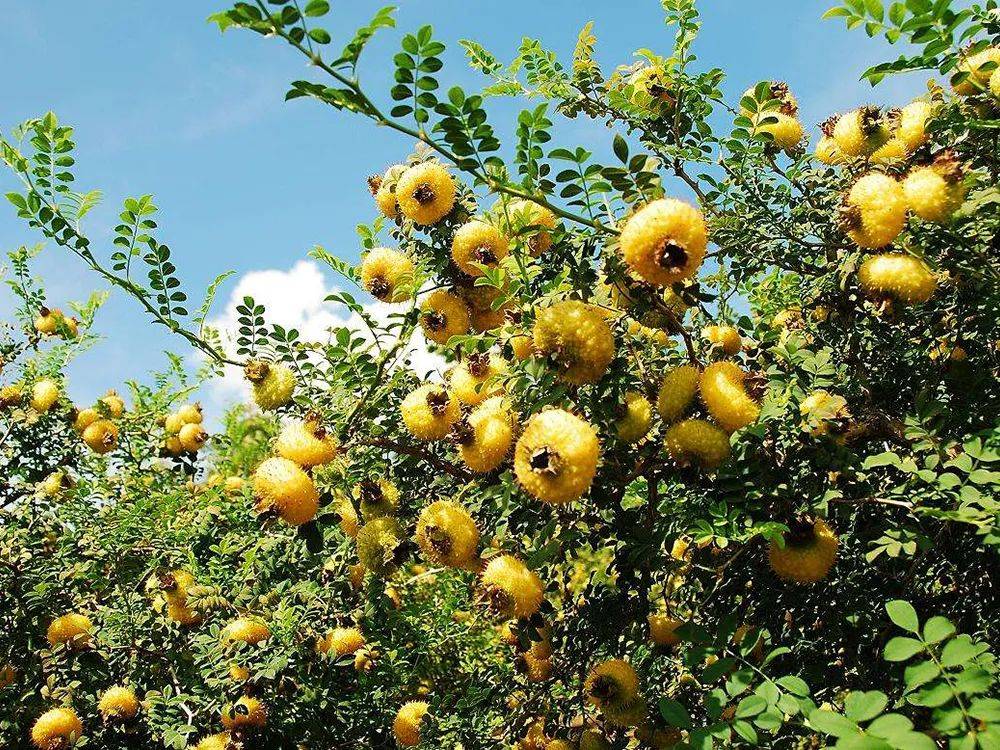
903,161,966,223
396,162,456,225
585,659,639,711
648,614,683,647
815,135,843,165
98,686,140,720
857,254,936,303
841,172,907,249
657,365,700,422
532,301,615,385
401,384,461,441
31,707,82,750
663,419,731,469
953,46,1000,95
702,325,741,355
615,391,653,444
619,199,707,286
896,100,933,151
221,696,266,729
699,361,760,433
355,479,401,520
356,517,404,575
194,734,232,750
73,407,100,433
360,247,414,303
317,626,365,656
245,361,296,411
452,220,509,277
768,518,839,583
274,419,337,467
393,701,429,747
30,379,60,412
456,396,516,473
221,618,271,645
832,106,891,157
371,164,406,219
753,111,803,152
420,290,471,345
514,409,600,504
449,353,506,406
252,457,319,525
47,613,93,649
175,402,201,424
83,419,118,454
415,499,480,567
503,199,557,255
800,390,850,436
481,555,544,619
178,422,209,453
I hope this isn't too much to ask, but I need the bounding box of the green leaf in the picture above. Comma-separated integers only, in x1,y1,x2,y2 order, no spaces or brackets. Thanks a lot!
308,28,332,44
941,636,981,668
909,680,953,707
777,675,810,696
658,697,691,728
922,616,955,644
303,0,330,16
809,709,860,738
736,695,767,718
886,600,920,632
844,691,888,722
884,637,924,662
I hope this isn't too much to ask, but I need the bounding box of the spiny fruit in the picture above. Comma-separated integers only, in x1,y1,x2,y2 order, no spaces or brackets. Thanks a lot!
903,154,966,223
953,46,1000,95
814,134,843,165
401,384,461,440
841,172,907,249
253,457,319,525
221,696,266,729
481,555,544,619
992,67,1000,98
98,686,140,721
317,626,365,656
768,517,839,583
800,390,850,437
356,517,404,575
832,106,892,157
615,391,653,444
83,419,118,454
504,199,557,256
752,109,803,153
393,701,429,747
452,219,509,277
396,161,456,225
193,733,232,750
275,418,337,467
514,409,600,504
416,499,480,567
360,247,414,303
699,362,760,433
370,163,406,219
30,379,60,412
858,254,936,304
532,301,615,385
178,422,209,453
664,419,731,469
648,614,683,647
601,696,648,728
73,406,99,432
245,360,296,411
355,479,400,519
619,198,707,286
175,402,201,424
585,659,639,711
420,290,471,345
449,352,506,406
657,365,700,422
222,618,271,646
871,137,907,164
896,100,933,151
34,308,78,338
456,396,516,473
31,707,82,750
580,729,612,750
702,325,741,355
740,80,798,117
47,613,93,649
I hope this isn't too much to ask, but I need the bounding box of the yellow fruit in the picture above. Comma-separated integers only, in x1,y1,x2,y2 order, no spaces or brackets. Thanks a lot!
274,419,337,467
178,422,208,453
841,172,907,249
194,733,232,750
400,384,461,441
585,659,639,711
396,162,456,225
167,601,202,626
470,302,510,333
896,100,933,151
252,457,319,525
31,707,82,749
481,555,544,619
317,626,366,656
82,419,118,455
702,325,741,355
871,137,907,164
452,220,509,277
858,254,936,303
815,135,843,165
832,107,891,157
903,162,966,223
164,436,184,457
354,479,401,520
171,402,199,424
657,365,700,422
663,419,731,469
503,199,558,256
360,247,415,303
450,353,507,406
98,686,140,720
456,396,516,473
393,701,429,747
34,308,78,338
619,199,707,287
224,476,245,495
416,499,480,567
800,390,850,436
245,361,296,411
371,164,406,219
164,412,186,435
753,111,803,152
768,518,839,583
953,46,1000,95
546,741,575,750
73,407,100,433
39,471,66,498
221,618,271,646
47,613,92,649
514,409,600,504
648,614,683,647
992,67,1000,98
30,379,60,412
509,330,535,361
602,696,647,727
532,301,615,385
356,517,404,575
740,81,798,116
616,391,653,444
221,696,266,729
420,290,471,345
699,362,760,433
772,307,803,330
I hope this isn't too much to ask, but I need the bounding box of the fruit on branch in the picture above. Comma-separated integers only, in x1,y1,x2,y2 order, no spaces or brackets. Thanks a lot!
741,81,803,153
903,152,967,223
841,172,907,249
420,289,471,345
953,46,1000,95
456,396,516,473
500,199,558,256
47,612,93,649
82,419,118,454
648,614,683,647
451,219,510,277
401,383,461,440
360,247,415,303
252,457,319,525
370,163,407,220
701,324,741,355
514,408,600,504
532,300,615,385
98,686,139,721
355,479,401,520
832,106,892,157
30,707,82,750
858,253,937,303
221,696,266,729
396,162,456,225
356,517,404,575
274,418,337,467
699,362,760,433
663,419,731,470
585,658,640,712
799,390,851,437
178,422,209,453
619,199,707,287
393,701,429,747
768,517,839,583
34,307,78,339
481,554,544,619
615,391,653,444
245,361,296,411
415,499,480,567
193,734,232,750
895,100,933,151
657,364,700,422
221,618,271,646
29,378,60,413
317,626,366,656
871,136,907,164
449,352,507,406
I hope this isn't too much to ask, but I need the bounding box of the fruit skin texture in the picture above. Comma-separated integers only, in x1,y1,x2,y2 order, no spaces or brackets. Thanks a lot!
178,422,208,453
619,199,707,287
360,247,414,303
252,457,319,525
372,163,406,219
420,290,471,345
73,407,100,433
992,67,1000,98
896,100,933,151
222,618,270,645
579,730,612,750
393,701,429,747
616,392,653,444
532,301,615,385
815,135,843,165
82,419,118,454
194,733,232,750
768,519,839,583
702,325,741,355
648,614,683,646
449,353,506,406
396,162,456,225
585,659,639,711
31,707,82,749
481,555,544,619
275,419,337,467
664,419,731,469
400,384,461,441
843,172,907,249
416,499,480,567
800,390,850,436
700,362,760,433
356,517,404,575
657,365,700,422
248,362,296,411
903,166,966,223
953,46,1000,95
451,220,509,277
221,695,266,729
98,686,140,720
514,409,600,504
753,112,803,152
833,108,891,157
871,137,907,164
317,626,365,656
47,613,93,649
858,254,936,304
355,479,401,519
503,199,557,256
30,379,60,412
458,396,516,473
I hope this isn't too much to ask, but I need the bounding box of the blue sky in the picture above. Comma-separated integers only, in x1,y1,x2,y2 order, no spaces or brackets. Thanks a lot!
0,0,929,411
